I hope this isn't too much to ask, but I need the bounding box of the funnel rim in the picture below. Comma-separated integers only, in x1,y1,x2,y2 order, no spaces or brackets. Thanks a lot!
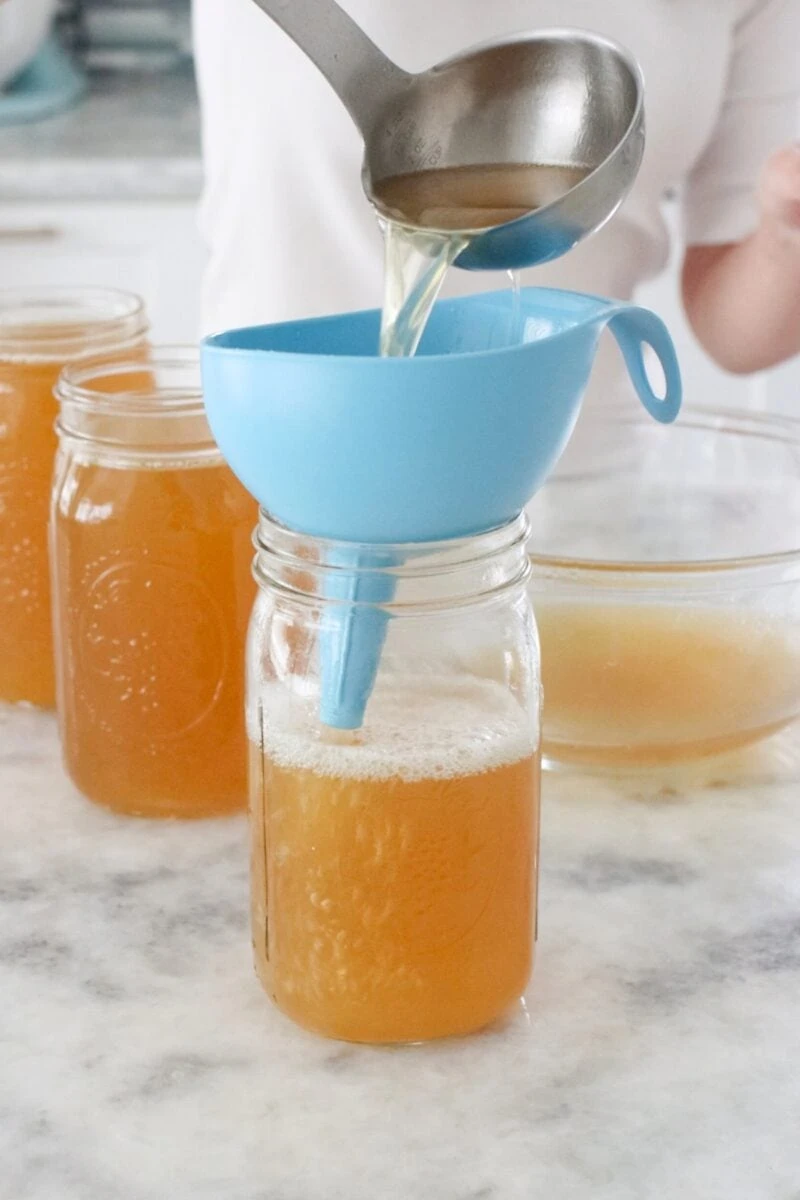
201,286,612,365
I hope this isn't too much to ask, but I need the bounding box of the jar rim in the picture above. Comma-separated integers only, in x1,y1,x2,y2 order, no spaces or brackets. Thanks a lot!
57,346,206,417
255,509,530,562
0,287,148,362
55,346,222,461
254,510,531,608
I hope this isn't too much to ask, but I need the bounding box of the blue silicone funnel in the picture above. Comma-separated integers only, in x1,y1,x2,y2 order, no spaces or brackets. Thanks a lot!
201,286,681,727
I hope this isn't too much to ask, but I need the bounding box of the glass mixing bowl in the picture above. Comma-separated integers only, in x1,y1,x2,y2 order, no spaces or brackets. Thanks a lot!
527,407,800,770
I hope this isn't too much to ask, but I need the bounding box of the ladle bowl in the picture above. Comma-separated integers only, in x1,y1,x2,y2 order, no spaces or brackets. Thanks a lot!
247,0,644,271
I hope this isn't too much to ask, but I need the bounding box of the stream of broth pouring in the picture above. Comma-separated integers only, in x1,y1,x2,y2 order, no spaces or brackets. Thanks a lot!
374,162,589,357
321,162,587,744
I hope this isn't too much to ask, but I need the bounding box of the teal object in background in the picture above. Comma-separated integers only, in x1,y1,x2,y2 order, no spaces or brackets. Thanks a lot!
202,286,682,728
0,37,86,126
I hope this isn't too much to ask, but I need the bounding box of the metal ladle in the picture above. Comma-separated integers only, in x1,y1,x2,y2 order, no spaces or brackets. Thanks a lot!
247,0,645,270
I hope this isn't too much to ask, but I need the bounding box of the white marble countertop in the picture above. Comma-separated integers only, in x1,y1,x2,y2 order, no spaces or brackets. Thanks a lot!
0,65,201,202
3,704,800,1200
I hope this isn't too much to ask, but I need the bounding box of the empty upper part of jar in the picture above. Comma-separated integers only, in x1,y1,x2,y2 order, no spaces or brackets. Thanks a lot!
0,287,148,363
56,346,222,464
249,510,538,739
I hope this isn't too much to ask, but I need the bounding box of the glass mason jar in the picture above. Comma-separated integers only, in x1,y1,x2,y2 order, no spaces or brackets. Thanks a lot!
248,512,541,1043
0,287,148,707
51,349,256,818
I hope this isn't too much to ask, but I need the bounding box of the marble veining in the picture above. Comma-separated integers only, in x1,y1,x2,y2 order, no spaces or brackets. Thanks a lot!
0,66,200,201
2,703,800,1199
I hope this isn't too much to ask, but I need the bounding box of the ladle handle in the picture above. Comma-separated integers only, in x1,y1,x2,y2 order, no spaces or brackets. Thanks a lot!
247,0,412,137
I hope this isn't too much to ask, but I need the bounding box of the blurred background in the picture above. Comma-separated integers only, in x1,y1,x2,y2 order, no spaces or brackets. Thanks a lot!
0,0,200,342
0,0,797,412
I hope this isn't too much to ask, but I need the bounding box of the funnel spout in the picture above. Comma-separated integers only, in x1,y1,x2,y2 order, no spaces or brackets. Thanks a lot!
319,547,396,730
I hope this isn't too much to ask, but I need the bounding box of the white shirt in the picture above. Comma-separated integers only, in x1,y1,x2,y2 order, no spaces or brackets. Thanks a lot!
193,0,800,338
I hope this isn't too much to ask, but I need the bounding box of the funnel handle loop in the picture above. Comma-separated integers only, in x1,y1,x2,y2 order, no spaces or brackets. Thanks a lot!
607,306,682,424
247,0,412,137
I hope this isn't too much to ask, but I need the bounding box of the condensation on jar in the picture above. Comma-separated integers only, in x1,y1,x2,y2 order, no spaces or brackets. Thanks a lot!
247,512,542,1044
0,287,148,708
51,348,256,818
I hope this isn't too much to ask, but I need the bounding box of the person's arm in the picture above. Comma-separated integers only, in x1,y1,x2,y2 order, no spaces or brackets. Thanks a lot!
677,0,800,375
682,144,800,374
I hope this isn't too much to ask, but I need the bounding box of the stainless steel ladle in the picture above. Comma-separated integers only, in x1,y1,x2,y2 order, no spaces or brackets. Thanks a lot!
248,0,645,270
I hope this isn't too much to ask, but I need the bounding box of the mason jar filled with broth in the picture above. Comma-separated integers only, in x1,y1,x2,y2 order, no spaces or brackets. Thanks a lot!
51,348,256,818
247,512,541,1043
0,287,148,707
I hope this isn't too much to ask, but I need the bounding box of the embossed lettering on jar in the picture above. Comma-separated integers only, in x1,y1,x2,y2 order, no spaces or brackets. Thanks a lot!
51,349,256,817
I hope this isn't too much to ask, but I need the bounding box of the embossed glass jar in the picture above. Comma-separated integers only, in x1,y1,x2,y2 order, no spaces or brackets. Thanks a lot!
51,349,256,818
248,512,542,1043
0,287,148,708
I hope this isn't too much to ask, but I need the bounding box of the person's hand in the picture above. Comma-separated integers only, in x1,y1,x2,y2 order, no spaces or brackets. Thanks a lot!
759,144,800,242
